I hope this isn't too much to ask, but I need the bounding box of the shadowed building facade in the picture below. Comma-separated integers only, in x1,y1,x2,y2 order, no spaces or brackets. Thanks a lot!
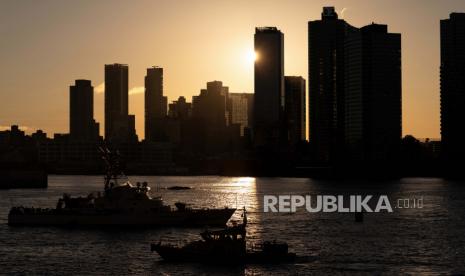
69,79,99,141
104,63,137,143
308,7,357,164
440,13,465,163
192,81,227,128
344,24,402,163
191,81,227,155
145,66,167,141
284,76,306,145
188,81,240,156
163,96,193,145
229,93,254,137
169,96,192,119
254,27,284,148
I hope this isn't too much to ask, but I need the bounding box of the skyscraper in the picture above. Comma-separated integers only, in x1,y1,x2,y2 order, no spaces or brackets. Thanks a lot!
254,27,284,147
168,96,192,120
69,79,99,140
104,63,137,142
189,81,241,155
192,81,227,127
145,66,167,141
284,76,306,145
308,7,357,163
440,13,465,162
165,96,192,145
344,24,401,163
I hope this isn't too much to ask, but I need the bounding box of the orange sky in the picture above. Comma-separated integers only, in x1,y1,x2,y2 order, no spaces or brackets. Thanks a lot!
1,0,465,139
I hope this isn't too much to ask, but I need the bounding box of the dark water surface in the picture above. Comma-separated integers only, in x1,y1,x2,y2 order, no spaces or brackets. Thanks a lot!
1,176,464,275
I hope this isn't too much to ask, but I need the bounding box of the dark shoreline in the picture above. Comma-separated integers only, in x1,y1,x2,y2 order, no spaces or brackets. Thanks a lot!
3,162,464,190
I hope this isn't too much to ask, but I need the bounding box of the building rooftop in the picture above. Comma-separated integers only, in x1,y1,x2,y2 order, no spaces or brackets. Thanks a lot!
450,12,465,19
361,23,388,33
322,7,338,20
255,27,280,33
74,79,92,86
105,63,128,67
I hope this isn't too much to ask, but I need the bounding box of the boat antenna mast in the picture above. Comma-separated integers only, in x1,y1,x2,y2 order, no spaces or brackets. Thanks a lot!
99,145,126,189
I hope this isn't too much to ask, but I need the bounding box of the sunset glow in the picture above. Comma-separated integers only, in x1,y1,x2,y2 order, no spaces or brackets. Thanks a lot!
1,0,465,139
245,49,258,64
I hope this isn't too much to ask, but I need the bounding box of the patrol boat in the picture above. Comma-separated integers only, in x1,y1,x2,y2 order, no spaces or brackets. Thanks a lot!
8,147,235,227
151,208,297,264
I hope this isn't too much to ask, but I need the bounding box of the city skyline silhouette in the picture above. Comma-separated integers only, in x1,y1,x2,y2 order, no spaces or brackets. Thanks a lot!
1,4,462,178
2,0,465,139
3,3,465,276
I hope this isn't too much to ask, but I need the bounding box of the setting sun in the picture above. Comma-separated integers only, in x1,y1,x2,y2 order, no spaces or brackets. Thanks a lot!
245,49,257,64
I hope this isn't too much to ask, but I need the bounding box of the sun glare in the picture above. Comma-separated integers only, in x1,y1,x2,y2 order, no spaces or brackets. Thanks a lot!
245,49,258,64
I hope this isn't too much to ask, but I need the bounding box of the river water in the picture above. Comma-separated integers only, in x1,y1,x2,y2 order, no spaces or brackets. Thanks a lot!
1,176,464,275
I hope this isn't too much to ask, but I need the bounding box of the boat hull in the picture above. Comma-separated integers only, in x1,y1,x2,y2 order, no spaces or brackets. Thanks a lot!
8,208,236,227
152,245,297,264
152,242,247,264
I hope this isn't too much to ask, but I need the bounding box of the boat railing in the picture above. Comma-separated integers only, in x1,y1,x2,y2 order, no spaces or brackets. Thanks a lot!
9,206,55,215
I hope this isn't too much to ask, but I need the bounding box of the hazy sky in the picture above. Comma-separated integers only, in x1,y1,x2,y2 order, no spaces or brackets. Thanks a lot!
1,0,464,139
